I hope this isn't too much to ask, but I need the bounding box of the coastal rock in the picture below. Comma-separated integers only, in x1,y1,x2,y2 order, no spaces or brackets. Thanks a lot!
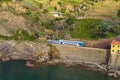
107,72,117,77
0,40,51,62
107,70,120,78
25,61,35,67
49,59,107,73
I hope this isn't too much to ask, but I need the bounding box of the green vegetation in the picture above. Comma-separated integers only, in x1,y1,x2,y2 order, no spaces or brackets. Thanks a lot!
117,9,120,17
0,0,12,2
70,19,120,40
0,0,120,40
0,29,36,41
70,19,101,39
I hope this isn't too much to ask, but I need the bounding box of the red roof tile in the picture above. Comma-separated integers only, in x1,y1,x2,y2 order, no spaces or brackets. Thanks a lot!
111,40,120,45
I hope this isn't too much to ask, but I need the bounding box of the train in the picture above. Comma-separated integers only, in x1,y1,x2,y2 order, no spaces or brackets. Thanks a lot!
47,40,84,47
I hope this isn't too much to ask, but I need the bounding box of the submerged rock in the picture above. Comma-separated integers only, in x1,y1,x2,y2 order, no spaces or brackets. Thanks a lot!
25,61,35,68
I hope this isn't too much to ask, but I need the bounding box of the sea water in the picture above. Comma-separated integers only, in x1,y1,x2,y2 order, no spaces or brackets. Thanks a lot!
0,61,118,80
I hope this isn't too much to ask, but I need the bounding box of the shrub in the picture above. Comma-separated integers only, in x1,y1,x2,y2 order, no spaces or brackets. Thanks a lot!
0,29,36,41
117,9,120,17
39,3,43,9
69,19,102,40
66,16,75,25
0,0,12,2
69,18,120,40
12,29,36,41
42,9,49,14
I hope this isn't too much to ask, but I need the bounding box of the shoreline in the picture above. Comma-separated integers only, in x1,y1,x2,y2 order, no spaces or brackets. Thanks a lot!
0,40,119,78
25,59,120,78
0,58,119,78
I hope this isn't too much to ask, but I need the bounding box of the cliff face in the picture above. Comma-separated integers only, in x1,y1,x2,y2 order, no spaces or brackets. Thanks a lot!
0,40,50,62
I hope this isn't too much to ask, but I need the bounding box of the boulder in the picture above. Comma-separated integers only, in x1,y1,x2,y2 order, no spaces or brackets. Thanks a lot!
25,61,35,68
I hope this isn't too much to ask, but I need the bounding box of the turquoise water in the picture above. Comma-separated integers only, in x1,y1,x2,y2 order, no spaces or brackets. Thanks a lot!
0,61,118,80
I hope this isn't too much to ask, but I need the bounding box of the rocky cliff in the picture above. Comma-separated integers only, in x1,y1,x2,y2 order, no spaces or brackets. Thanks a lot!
0,40,51,62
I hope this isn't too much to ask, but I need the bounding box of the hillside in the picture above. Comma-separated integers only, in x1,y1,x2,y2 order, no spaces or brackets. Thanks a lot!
86,0,120,20
0,0,120,41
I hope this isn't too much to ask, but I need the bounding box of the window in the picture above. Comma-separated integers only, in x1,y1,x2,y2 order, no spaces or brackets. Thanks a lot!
118,50,120,52
112,50,114,52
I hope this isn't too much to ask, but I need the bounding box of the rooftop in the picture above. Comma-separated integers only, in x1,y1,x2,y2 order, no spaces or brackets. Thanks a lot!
111,40,120,45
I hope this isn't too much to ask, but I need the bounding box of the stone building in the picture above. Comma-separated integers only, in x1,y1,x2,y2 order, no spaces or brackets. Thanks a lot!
110,40,120,69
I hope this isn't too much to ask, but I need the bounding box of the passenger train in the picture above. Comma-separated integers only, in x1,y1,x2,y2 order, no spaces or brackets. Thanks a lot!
47,40,84,47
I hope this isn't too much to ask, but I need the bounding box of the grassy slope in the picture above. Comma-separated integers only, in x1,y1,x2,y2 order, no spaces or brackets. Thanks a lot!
0,0,120,40
86,0,120,20
70,19,102,40
69,0,120,40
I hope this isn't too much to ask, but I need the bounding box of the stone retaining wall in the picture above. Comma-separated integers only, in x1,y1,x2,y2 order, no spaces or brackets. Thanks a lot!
109,53,120,70
54,44,108,65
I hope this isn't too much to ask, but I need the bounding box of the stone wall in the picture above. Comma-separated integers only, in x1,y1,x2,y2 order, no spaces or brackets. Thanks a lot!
109,53,120,70
115,54,120,69
54,44,108,64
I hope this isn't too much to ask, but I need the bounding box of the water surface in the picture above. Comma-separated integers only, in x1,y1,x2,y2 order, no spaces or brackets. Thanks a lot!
0,61,118,80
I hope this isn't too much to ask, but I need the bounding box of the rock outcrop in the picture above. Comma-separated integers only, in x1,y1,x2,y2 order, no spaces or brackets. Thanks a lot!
0,40,51,62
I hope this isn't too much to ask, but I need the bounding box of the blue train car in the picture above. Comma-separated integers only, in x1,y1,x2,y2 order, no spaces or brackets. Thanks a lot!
61,40,84,47
47,40,84,47
47,40,59,44
78,42,84,46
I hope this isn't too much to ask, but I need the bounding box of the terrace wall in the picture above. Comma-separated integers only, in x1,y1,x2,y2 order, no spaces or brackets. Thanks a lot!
54,44,108,64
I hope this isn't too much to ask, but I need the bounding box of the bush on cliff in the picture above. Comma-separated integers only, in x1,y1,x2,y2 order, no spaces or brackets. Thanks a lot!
0,29,36,41
69,19,119,40
69,19,102,40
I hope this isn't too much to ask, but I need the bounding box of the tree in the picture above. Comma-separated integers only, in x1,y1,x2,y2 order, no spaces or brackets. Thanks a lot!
66,16,75,25
39,3,43,9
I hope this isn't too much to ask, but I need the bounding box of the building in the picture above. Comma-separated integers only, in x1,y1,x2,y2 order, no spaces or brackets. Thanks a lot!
49,12,63,18
110,40,120,68
47,40,84,47
111,40,120,54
